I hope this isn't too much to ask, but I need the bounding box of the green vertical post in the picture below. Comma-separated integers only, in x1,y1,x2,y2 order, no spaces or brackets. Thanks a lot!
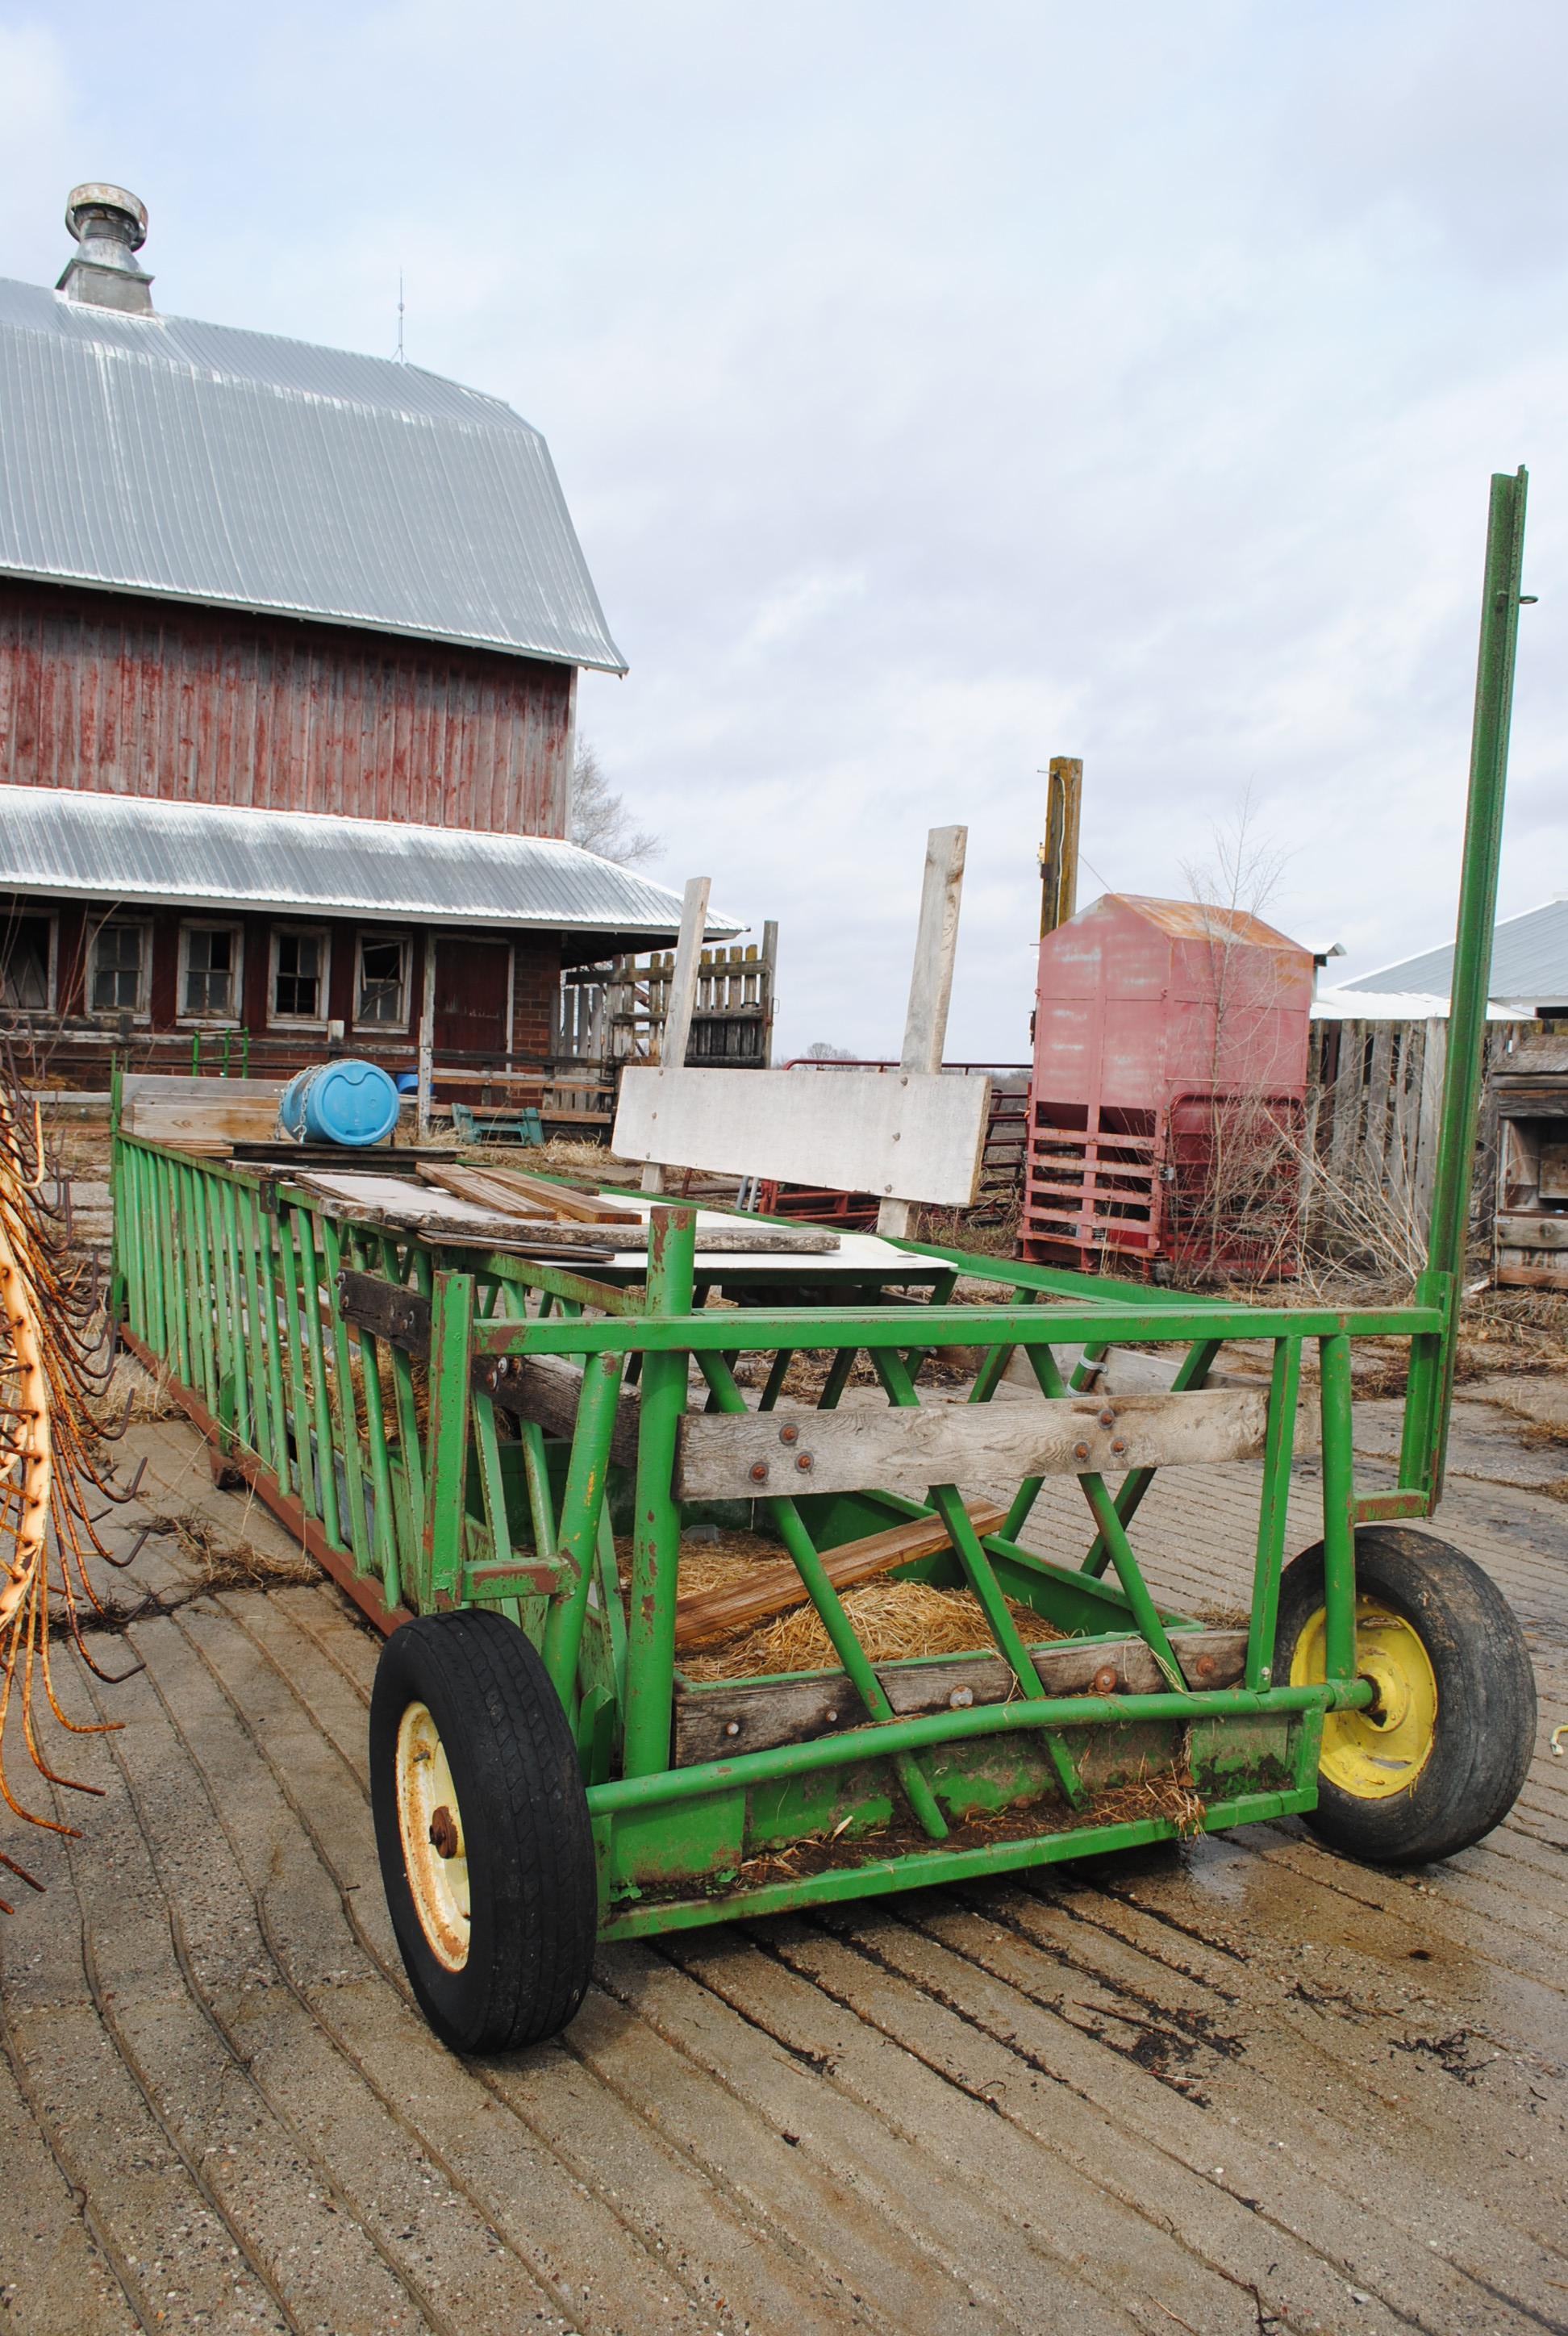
622,1207,698,1779
423,1270,476,1608
1318,1332,1358,1686
542,1351,629,1708
1402,468,1530,1504
1245,1337,1301,1691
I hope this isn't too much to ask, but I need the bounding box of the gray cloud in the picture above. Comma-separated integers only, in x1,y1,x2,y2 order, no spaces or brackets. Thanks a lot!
2,1,1564,1057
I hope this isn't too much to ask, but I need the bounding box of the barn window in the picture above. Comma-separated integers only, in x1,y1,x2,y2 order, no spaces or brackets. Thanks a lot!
179,923,242,1020
270,928,329,1023
0,916,54,1013
356,933,411,1028
90,920,148,1016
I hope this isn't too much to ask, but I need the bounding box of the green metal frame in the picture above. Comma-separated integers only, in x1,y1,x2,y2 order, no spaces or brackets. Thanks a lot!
107,472,1530,1936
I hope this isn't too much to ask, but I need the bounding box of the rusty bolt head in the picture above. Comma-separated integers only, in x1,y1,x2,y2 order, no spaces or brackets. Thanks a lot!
1092,1662,1119,1696
1111,1437,1127,1457
1098,1408,1116,1429
1195,1652,1216,1679
779,1422,799,1445
427,1805,461,1860
1073,1441,1091,1462
794,1452,813,1472
749,1462,769,1483
724,1721,741,1738
824,1708,840,1725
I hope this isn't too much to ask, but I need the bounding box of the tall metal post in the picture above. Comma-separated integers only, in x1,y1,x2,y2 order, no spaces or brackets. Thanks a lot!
1401,468,1530,1500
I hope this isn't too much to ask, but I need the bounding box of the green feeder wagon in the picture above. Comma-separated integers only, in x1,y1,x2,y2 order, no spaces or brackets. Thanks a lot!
111,475,1540,2054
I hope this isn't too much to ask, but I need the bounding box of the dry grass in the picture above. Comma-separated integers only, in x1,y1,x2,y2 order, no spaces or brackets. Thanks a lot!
147,1507,321,1593
106,1351,183,1423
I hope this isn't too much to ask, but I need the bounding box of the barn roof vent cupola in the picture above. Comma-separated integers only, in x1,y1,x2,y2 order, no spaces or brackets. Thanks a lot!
56,182,154,315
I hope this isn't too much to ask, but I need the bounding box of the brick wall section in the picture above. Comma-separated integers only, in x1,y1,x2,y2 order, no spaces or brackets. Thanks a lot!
512,936,561,1066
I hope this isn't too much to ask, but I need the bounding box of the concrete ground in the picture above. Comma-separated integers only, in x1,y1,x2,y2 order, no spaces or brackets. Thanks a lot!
1,1381,1564,2336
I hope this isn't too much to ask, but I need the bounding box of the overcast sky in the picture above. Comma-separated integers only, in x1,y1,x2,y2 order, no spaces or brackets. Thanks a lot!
2,2,1564,1059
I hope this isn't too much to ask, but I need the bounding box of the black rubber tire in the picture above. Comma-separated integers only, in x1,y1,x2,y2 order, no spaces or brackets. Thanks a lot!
1275,1526,1536,1867
369,1611,597,2054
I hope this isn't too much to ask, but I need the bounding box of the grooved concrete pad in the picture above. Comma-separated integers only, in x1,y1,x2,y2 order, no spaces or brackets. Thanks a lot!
2,1395,1564,2336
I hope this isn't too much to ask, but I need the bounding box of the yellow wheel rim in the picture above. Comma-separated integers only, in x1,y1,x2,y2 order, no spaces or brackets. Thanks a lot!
1290,1599,1438,1800
394,1701,471,1971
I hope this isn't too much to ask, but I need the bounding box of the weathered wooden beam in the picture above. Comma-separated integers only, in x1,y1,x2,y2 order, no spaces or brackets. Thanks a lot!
880,824,966,1238
673,1625,1249,1765
674,1388,1272,1502
673,1498,1008,1650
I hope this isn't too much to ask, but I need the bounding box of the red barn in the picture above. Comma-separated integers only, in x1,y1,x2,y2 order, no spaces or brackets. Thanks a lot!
0,183,733,1091
1024,893,1315,1278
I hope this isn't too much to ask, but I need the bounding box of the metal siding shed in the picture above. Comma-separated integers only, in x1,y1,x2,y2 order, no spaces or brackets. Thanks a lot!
1342,897,1568,1009
0,786,740,941
0,277,626,673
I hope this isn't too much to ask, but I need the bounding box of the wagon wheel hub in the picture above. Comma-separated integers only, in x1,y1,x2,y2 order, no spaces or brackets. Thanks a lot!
394,1701,471,1970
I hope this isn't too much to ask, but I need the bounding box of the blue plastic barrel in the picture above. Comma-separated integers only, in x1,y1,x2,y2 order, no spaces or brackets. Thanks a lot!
278,1059,401,1149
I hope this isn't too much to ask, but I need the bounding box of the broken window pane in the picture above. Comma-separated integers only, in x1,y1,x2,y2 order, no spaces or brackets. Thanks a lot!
357,935,408,1026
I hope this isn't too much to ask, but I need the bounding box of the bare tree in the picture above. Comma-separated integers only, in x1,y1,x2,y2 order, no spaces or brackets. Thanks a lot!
569,743,661,868
803,1041,856,1061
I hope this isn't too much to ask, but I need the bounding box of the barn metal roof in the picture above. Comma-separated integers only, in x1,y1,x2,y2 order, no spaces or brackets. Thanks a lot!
0,786,738,941
0,275,626,672
1342,896,1568,1009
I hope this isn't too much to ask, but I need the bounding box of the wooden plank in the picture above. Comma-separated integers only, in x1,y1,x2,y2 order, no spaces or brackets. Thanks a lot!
436,1166,640,1224
673,1499,1008,1650
125,1099,283,1144
416,1163,556,1218
644,875,711,1195
1495,1212,1568,1249
615,1065,990,1205
674,1388,1271,1502
119,1074,285,1103
673,1625,1249,1764
880,824,965,1238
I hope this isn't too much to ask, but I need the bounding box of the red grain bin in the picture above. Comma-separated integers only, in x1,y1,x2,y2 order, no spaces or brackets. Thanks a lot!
1024,894,1315,1280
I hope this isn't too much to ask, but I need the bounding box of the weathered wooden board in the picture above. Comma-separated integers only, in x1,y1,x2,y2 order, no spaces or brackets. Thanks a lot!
1495,1210,1568,1249
674,1388,1271,1501
124,1098,284,1145
302,1172,837,1253
423,1164,642,1224
674,1500,1008,1650
673,1627,1249,1764
615,1066,990,1206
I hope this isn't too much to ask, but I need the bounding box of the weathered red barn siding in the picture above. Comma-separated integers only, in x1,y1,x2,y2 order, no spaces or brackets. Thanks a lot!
0,578,574,837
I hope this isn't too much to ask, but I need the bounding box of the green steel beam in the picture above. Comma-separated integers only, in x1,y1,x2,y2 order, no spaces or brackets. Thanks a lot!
1403,466,1531,1504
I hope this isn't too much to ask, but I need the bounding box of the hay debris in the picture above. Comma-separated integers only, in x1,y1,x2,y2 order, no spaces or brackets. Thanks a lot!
680,1577,1062,1682
147,1508,320,1594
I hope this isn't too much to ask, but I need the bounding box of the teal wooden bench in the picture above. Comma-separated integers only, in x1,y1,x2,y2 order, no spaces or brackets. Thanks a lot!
451,1102,544,1147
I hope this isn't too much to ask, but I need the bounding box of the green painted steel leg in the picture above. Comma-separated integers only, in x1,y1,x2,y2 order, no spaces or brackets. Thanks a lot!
623,1208,699,1779
695,1346,950,1841
1318,1332,1358,1687
1075,1338,1224,1575
1245,1338,1302,1691
423,1270,476,1606
1024,1341,1186,1686
542,1351,628,1710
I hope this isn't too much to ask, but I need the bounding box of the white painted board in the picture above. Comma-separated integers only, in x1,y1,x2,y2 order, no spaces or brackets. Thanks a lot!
614,1067,990,1206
